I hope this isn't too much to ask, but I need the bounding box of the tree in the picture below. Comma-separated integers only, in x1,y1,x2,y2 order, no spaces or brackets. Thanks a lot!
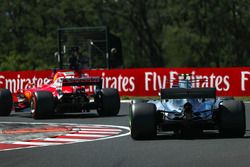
0,0,250,70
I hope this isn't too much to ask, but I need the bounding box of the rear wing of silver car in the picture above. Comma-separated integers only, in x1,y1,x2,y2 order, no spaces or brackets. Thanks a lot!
62,77,102,87
160,88,216,99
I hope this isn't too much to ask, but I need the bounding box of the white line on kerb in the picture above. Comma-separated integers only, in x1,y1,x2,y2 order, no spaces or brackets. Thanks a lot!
65,134,109,137
76,131,119,134
43,138,90,142
0,122,130,152
71,128,122,132
13,141,61,146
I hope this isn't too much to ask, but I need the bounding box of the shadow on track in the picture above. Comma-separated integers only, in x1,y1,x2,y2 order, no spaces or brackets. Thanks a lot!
11,112,127,120
134,130,250,141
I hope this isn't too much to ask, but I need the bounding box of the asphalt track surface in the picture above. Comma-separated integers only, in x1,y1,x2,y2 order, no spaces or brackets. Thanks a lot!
0,102,250,167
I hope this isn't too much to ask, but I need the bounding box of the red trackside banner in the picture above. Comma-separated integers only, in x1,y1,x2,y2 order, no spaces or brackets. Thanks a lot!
0,67,250,96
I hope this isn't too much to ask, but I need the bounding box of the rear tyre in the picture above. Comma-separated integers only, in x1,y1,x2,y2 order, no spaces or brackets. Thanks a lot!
96,88,120,116
0,89,13,116
31,91,54,119
218,100,245,137
130,103,157,140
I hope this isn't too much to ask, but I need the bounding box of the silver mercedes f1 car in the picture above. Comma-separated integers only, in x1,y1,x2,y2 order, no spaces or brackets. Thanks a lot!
130,74,246,139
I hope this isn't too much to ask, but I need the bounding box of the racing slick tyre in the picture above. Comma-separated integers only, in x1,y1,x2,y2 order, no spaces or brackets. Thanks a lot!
31,91,54,119
0,88,13,116
218,100,246,137
96,88,120,116
130,103,157,140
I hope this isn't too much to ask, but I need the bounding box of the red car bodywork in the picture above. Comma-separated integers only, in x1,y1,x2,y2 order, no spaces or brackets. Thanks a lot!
14,70,101,111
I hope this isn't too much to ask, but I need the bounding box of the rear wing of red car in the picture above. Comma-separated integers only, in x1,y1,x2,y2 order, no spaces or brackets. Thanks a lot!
62,77,102,87
160,88,216,99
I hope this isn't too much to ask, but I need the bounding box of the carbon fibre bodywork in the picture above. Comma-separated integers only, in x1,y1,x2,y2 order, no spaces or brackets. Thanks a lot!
130,76,245,139
147,98,220,131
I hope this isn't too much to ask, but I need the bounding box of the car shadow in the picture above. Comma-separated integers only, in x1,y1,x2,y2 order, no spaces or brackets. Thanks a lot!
137,130,250,141
12,112,127,120
52,113,127,120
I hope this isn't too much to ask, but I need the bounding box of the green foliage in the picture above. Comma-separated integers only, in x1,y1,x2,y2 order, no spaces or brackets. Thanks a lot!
0,0,250,71
0,52,52,71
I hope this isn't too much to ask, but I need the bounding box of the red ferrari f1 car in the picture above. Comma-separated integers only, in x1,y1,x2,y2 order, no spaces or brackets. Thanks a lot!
0,70,120,119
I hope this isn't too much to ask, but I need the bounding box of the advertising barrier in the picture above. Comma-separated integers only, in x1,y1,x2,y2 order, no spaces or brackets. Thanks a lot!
0,67,250,96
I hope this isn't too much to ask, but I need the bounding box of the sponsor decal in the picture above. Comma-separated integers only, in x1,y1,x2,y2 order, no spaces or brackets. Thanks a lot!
62,77,101,86
0,70,51,94
0,68,249,96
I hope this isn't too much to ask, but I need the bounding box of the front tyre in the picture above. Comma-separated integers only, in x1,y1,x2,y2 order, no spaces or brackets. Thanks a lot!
218,100,246,137
96,88,120,116
31,91,55,119
0,89,13,116
130,103,157,140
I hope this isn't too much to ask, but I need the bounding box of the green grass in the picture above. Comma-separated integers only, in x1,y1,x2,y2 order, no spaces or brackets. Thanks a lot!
235,97,250,101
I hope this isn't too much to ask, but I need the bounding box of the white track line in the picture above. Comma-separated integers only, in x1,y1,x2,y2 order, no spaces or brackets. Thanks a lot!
0,122,130,152
65,134,109,137
76,131,120,134
13,141,61,146
121,100,131,103
71,128,122,132
66,126,99,129
43,138,90,142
